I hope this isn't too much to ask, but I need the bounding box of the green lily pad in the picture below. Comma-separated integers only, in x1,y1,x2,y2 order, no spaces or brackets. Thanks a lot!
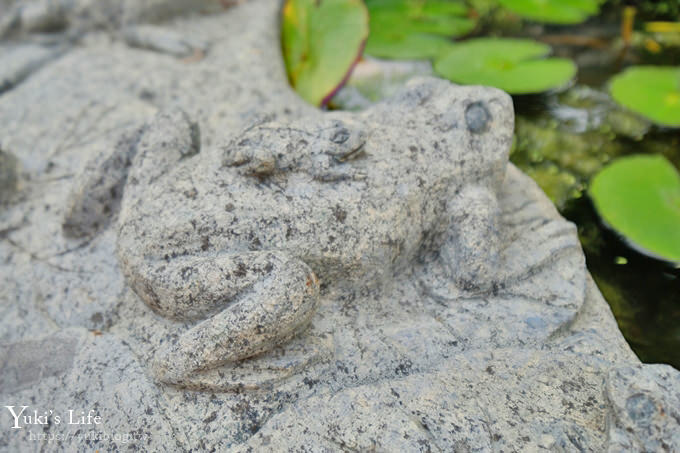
434,38,576,94
282,0,369,106
366,31,454,59
365,0,475,60
589,155,680,263
610,66,680,127
498,0,599,24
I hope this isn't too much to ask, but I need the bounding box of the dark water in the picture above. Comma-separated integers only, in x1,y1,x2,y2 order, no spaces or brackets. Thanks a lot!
564,196,680,368
510,11,680,367
478,0,680,367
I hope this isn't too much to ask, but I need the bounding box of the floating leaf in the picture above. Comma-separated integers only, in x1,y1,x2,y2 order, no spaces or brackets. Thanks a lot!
498,0,599,24
366,31,454,59
434,38,576,94
282,0,369,106
610,66,680,127
589,155,680,263
365,0,474,60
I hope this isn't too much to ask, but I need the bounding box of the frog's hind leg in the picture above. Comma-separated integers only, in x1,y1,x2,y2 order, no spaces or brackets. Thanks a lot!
124,251,320,387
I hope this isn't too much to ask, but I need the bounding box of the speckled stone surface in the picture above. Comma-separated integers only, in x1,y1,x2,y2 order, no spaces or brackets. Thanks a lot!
0,149,18,204
1,0,679,451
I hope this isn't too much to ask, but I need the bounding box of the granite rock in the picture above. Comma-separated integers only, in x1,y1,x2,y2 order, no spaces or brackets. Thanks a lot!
0,0,678,451
605,364,680,452
1,0,220,37
0,149,18,204
0,43,64,94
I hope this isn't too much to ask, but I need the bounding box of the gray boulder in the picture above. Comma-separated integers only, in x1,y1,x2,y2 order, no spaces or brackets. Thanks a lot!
0,0,677,451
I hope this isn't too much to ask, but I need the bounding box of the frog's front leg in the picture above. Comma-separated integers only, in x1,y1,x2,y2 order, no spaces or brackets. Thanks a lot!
63,109,198,238
122,250,320,387
441,185,501,292
62,125,145,238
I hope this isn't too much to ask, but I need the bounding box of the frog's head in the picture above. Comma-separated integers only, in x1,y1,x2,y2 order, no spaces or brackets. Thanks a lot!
365,76,515,193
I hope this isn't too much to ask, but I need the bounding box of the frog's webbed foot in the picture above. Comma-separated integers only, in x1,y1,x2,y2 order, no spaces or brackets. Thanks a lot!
120,250,320,387
63,109,198,238
441,185,501,292
222,114,367,181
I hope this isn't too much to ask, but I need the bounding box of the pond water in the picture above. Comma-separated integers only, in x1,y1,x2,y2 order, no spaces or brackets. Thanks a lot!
513,93,680,369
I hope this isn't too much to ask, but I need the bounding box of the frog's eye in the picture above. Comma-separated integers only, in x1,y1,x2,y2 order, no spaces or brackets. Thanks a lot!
321,119,367,162
465,102,492,134
330,127,351,144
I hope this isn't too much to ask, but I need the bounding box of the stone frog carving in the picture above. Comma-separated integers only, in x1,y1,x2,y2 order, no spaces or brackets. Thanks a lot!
63,77,514,387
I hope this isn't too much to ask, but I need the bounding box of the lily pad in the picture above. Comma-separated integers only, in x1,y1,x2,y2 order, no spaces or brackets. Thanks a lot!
365,0,474,60
589,155,680,263
498,0,599,24
434,38,576,94
366,31,454,59
610,66,680,127
282,0,369,106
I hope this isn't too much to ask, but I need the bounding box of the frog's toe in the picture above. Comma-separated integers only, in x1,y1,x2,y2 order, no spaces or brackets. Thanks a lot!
452,256,501,293
151,352,190,385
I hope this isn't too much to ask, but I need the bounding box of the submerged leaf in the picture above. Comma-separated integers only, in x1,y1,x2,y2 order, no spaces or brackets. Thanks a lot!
365,0,474,60
589,155,680,263
610,66,680,127
434,38,576,94
282,0,369,106
366,31,454,59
